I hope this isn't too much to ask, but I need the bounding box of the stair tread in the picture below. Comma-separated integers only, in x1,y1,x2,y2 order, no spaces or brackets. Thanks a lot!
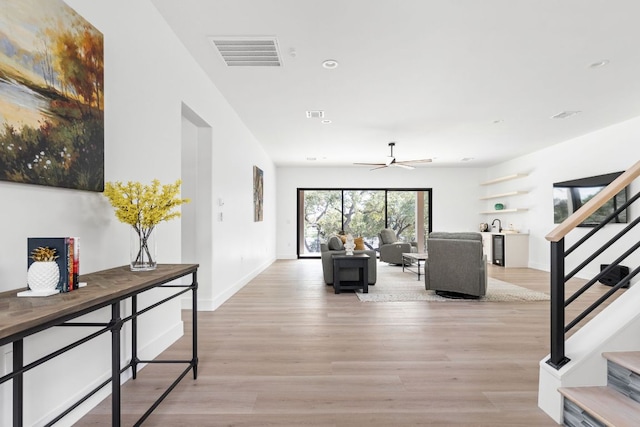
559,386,640,427
603,351,640,374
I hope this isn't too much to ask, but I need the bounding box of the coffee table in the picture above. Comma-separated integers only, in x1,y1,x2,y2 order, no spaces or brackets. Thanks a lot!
402,252,428,280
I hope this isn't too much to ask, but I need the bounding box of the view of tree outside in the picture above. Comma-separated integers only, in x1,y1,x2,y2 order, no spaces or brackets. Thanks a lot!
300,189,431,256
343,190,385,249
387,191,416,243
302,190,342,253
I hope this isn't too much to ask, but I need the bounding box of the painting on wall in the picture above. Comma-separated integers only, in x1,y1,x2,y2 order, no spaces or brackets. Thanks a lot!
0,0,104,191
253,165,264,222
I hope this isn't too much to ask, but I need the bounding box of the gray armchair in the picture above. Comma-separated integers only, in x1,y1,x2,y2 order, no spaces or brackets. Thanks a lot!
378,228,417,265
321,236,377,285
424,232,487,298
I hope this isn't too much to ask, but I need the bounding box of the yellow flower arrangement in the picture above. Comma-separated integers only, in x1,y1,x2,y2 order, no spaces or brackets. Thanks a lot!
103,179,190,269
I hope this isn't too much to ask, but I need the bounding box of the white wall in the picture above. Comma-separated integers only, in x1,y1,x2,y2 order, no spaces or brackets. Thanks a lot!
0,0,276,425
485,116,640,278
276,166,485,259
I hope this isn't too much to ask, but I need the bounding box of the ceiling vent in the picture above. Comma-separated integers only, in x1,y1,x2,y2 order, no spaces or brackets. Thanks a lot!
210,37,282,67
306,110,325,119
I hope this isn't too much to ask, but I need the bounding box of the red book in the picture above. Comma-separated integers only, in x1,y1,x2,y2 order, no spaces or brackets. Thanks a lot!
66,238,74,291
73,237,80,289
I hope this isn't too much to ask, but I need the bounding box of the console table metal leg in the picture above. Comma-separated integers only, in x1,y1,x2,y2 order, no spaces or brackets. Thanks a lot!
191,271,199,379
111,302,122,427
131,296,138,380
13,339,23,427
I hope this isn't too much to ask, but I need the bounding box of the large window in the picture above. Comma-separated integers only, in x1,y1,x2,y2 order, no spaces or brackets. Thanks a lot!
297,188,432,257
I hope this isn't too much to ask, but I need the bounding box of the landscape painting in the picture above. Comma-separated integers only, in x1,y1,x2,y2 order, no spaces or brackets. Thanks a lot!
0,0,104,191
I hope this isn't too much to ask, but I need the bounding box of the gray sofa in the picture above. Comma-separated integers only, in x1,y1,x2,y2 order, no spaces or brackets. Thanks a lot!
378,228,417,265
424,232,487,298
321,235,377,285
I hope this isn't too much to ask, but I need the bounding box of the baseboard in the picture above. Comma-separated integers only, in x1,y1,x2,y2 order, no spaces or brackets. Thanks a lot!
277,253,297,260
191,257,276,311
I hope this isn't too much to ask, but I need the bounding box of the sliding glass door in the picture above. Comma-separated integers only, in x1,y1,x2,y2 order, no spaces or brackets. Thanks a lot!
298,188,432,257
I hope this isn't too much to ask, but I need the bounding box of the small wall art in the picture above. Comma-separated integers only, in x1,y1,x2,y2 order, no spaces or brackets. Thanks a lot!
253,165,263,222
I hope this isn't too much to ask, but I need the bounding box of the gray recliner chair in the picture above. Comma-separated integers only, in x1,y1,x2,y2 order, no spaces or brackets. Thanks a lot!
378,228,417,265
424,232,487,298
321,235,377,285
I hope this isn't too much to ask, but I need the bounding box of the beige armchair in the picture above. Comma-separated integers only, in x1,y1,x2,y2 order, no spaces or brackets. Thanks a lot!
424,232,487,298
378,228,417,265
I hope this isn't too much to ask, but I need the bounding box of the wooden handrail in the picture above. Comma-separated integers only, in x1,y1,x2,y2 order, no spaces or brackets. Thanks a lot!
546,161,640,243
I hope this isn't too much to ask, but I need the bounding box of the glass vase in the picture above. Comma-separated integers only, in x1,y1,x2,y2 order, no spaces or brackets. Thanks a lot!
130,227,157,271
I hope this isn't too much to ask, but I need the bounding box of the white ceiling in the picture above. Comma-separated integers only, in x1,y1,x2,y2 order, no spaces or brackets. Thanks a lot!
151,0,640,168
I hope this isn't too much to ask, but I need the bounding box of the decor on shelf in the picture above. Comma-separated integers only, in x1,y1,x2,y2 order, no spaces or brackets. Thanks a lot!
104,179,190,271
0,0,104,192
253,165,264,221
494,202,505,210
27,247,60,292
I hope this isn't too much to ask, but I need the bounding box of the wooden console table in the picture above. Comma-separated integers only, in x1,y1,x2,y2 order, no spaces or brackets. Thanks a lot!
0,263,199,427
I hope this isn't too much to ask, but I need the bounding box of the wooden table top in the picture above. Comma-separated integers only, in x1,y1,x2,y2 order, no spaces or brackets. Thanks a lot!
0,264,198,346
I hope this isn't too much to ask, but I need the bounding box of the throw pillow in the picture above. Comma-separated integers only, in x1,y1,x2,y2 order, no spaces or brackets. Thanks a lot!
380,229,397,244
327,235,344,251
338,235,347,244
354,237,365,250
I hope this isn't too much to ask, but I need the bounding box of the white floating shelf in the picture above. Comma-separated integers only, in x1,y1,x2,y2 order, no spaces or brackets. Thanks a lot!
480,173,528,186
479,191,528,200
480,208,529,214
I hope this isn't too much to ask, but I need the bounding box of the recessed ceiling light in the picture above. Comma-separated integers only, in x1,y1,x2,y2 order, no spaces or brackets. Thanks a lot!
322,59,339,69
493,119,503,124
589,60,610,69
461,157,474,162
551,111,581,119
321,119,332,124
306,157,317,161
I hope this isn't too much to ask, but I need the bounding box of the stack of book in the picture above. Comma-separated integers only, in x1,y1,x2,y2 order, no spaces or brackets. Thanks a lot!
27,237,80,293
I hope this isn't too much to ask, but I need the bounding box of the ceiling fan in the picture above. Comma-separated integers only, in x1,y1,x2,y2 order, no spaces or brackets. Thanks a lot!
354,142,432,170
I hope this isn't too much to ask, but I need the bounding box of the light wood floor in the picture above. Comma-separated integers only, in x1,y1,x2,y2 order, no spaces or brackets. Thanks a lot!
79,260,620,426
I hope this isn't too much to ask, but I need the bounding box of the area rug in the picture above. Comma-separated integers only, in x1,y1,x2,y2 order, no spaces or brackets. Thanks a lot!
355,263,549,302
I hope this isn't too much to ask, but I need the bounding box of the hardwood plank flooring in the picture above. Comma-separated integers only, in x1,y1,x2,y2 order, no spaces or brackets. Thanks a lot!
78,260,621,426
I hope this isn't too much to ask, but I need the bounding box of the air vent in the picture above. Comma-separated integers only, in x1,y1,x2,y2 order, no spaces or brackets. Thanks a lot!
210,37,282,67
306,110,325,119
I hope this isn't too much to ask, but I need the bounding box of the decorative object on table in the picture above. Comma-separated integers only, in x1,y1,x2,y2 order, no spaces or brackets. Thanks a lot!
27,246,60,292
104,179,190,271
0,0,104,192
26,237,79,294
253,166,264,222
344,234,356,255
494,202,505,210
479,223,489,232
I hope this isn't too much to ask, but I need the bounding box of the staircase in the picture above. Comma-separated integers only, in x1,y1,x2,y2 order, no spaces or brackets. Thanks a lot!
559,351,640,426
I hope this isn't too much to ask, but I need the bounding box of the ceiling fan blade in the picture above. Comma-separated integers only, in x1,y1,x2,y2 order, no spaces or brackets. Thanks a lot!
392,163,415,170
396,159,433,165
354,162,386,166
370,165,389,171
